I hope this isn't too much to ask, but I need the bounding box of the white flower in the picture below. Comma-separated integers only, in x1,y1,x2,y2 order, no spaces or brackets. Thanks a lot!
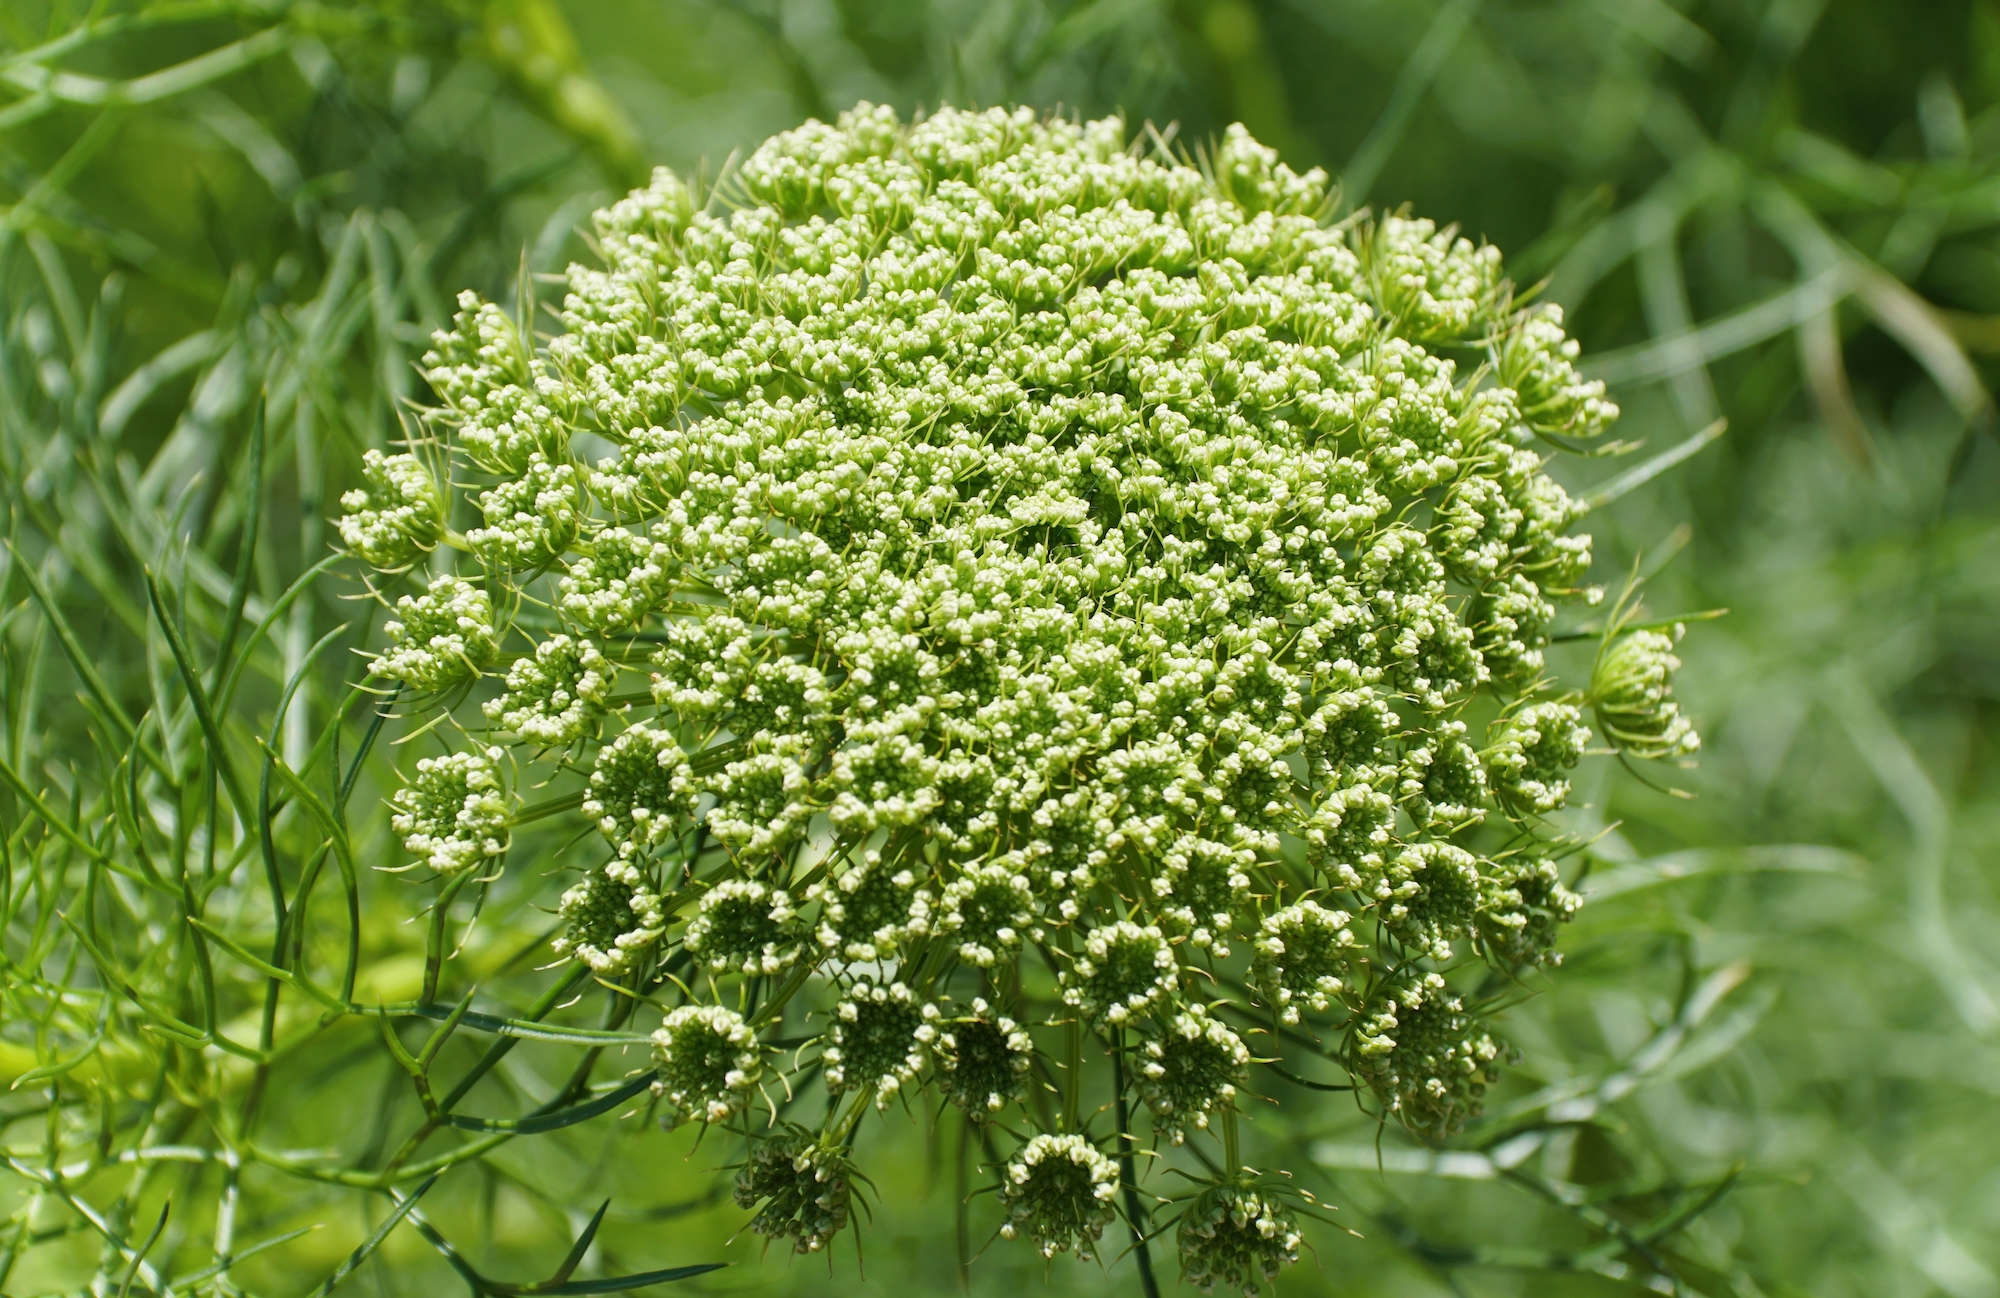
385,104,1697,1236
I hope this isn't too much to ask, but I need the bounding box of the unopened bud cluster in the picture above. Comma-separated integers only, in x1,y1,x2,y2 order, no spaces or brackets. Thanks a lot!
346,104,1700,1290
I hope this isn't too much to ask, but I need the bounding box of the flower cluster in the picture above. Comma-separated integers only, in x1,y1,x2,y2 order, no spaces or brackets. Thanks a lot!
553,858,664,973
653,1004,763,1124
1486,700,1590,814
350,104,1701,1288
1138,1005,1251,1142
1352,973,1502,1139
936,999,1033,1118
483,634,612,745
1176,1172,1305,1297
999,1133,1120,1259
733,1126,855,1254
337,450,444,570
372,575,497,692
1593,626,1701,759
387,748,509,874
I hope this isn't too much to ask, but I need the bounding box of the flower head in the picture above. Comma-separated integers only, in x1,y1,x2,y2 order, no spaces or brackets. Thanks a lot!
582,722,695,848
1398,719,1488,827
809,854,930,962
652,1004,763,1125
1366,215,1505,344
822,980,936,1107
1476,854,1582,970
1136,1005,1250,1143
1154,837,1253,956
1254,899,1360,1023
937,863,1038,967
381,100,1709,1253
467,452,582,569
338,450,445,570
1176,1172,1304,1297
389,747,510,874
1302,783,1394,887
1352,973,1501,1139
1363,841,1484,962
558,526,677,633
936,999,1033,1119
1486,701,1590,814
373,575,497,691
553,858,664,973
998,1133,1120,1260
424,291,566,475
1062,921,1178,1026
1499,304,1619,441
482,634,612,746
683,880,805,976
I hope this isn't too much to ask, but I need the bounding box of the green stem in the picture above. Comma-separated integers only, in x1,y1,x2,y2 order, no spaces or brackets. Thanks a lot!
1111,1034,1160,1298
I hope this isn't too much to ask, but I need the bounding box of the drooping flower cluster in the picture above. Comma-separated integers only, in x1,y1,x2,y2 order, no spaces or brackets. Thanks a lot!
1176,1172,1305,1297
349,104,1701,1288
733,1126,855,1254
1352,972,1502,1137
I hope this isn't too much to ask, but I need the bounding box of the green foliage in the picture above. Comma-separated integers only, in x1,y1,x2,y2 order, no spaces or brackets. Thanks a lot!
0,2,1996,1297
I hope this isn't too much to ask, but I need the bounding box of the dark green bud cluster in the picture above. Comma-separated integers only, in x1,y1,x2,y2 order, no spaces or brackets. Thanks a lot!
1352,973,1501,1139
1175,1172,1305,1297
734,1127,855,1254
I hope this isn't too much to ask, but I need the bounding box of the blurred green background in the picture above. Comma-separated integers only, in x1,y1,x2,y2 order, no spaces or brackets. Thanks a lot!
3,1,1999,1295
